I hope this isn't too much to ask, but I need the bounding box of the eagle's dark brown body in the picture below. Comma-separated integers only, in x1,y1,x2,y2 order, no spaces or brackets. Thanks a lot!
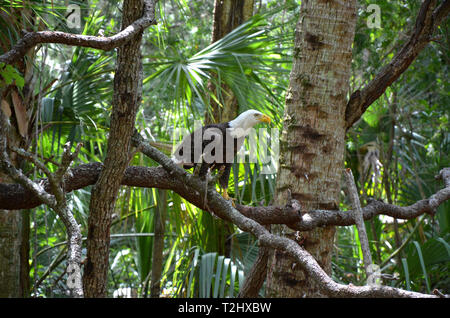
172,110,271,200
174,122,244,190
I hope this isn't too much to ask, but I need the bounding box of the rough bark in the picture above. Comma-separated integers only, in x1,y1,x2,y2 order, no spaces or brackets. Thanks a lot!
265,0,358,297
211,0,254,44
149,189,166,298
0,130,29,298
0,209,28,297
82,0,145,297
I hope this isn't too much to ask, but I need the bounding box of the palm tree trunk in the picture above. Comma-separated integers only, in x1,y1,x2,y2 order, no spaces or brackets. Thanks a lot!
0,115,30,298
149,189,166,298
265,0,358,297
206,0,254,124
0,208,29,297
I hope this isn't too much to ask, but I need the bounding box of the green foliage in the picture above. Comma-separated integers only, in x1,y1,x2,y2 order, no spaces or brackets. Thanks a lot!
172,249,244,298
142,7,294,129
403,237,450,292
0,63,24,88
7,0,448,297
339,0,450,293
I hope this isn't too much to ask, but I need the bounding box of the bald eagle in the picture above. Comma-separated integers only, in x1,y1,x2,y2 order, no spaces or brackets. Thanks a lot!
172,109,271,201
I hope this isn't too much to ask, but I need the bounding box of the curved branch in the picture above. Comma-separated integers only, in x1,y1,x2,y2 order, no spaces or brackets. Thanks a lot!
259,232,436,298
130,132,440,298
0,163,448,232
0,0,157,65
345,0,450,129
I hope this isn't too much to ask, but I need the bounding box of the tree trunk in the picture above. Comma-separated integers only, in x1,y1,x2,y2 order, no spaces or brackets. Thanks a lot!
265,0,357,297
83,0,144,297
206,0,254,124
0,126,29,298
149,189,166,298
0,208,29,297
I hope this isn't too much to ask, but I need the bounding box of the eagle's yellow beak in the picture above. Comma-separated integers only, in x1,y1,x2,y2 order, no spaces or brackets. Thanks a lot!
259,114,271,124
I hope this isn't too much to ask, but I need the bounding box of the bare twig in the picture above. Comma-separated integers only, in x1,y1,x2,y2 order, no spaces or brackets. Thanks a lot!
433,289,448,298
344,168,373,279
0,110,83,297
53,143,84,298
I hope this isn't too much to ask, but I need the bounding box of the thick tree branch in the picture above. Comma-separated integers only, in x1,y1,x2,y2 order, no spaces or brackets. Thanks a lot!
0,0,157,65
344,168,373,278
237,172,449,230
0,163,448,232
82,0,150,298
345,0,450,129
258,232,436,297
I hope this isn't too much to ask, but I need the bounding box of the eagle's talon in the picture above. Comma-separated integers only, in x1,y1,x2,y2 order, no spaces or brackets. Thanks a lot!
222,188,230,201
222,189,236,207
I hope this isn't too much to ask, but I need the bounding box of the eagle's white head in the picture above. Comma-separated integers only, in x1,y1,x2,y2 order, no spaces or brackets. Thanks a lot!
228,110,271,135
